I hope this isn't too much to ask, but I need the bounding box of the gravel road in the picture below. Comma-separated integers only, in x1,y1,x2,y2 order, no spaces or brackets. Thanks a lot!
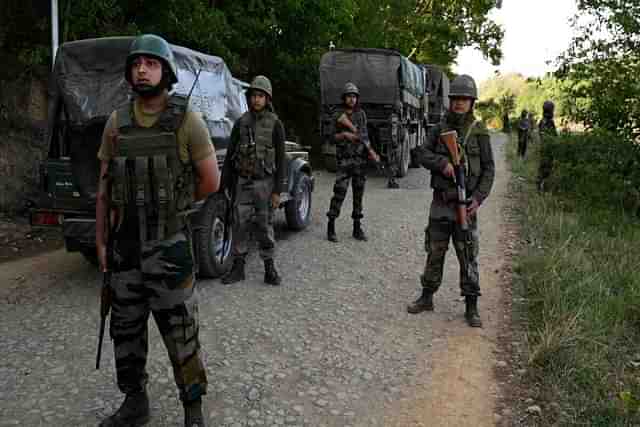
0,133,509,427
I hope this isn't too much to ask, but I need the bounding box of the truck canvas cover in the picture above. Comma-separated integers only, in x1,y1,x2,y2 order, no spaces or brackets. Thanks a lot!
46,36,247,150
319,48,424,106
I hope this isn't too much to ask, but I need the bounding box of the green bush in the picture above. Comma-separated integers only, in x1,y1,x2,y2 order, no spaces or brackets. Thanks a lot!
507,134,640,425
541,131,640,216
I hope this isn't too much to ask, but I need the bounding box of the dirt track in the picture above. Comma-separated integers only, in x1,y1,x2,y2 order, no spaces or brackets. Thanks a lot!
0,133,512,426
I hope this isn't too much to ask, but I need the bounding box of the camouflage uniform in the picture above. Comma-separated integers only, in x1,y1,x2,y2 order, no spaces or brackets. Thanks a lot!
97,33,212,427
101,98,210,404
517,112,530,157
220,87,287,284
110,229,206,402
537,101,558,190
327,108,369,220
415,113,495,297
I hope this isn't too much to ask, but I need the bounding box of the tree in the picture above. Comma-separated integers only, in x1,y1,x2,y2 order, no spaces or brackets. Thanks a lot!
556,0,640,138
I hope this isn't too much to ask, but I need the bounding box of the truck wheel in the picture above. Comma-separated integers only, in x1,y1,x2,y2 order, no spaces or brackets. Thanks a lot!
324,154,337,172
285,174,312,230
192,193,233,278
396,134,410,177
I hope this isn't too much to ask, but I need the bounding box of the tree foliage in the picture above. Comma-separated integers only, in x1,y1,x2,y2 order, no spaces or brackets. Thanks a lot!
557,0,640,139
477,73,567,129
1,0,503,138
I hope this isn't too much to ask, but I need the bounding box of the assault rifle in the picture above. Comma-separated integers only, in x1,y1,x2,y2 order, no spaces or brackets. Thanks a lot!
440,130,474,279
221,127,251,264
337,112,396,181
96,210,113,370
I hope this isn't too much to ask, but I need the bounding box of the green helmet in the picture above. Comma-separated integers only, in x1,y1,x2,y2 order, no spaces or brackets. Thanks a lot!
248,75,273,98
449,74,478,100
342,82,360,98
125,34,178,85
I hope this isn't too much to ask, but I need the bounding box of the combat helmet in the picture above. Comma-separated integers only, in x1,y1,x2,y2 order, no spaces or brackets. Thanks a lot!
248,75,273,99
542,100,555,117
342,82,360,98
449,74,478,100
125,34,178,85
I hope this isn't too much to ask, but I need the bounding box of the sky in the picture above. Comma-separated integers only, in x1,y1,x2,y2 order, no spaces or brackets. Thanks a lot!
454,0,578,84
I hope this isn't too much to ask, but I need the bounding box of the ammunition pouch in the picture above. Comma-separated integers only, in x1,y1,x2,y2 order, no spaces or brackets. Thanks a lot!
110,97,193,249
234,111,277,178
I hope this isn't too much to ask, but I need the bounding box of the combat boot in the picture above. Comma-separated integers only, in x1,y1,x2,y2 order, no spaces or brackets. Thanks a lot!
264,259,282,286
387,179,400,189
353,220,368,241
464,296,483,328
184,397,207,427
221,257,245,285
407,289,434,314
327,218,338,242
100,391,150,427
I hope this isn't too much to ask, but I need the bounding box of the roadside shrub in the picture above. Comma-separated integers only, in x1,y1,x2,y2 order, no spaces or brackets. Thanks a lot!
541,131,640,216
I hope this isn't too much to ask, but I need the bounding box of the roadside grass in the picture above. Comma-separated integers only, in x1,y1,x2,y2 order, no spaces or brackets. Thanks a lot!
506,133,640,425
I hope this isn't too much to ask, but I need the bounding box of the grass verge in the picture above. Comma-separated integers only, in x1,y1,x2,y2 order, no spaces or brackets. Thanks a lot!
506,133,640,426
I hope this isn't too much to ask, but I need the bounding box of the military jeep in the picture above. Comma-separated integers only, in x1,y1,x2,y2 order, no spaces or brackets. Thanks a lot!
30,36,313,278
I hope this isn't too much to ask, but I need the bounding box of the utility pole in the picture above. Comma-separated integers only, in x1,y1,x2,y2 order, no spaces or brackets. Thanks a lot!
51,0,59,70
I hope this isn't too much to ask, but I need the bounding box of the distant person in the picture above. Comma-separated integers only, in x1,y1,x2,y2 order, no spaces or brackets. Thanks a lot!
96,34,218,427
408,74,495,328
517,110,530,157
538,100,557,138
502,112,511,133
220,75,286,286
537,100,558,191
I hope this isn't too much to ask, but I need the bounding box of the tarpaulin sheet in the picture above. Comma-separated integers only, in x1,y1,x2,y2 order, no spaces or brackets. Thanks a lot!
319,49,424,106
47,36,247,148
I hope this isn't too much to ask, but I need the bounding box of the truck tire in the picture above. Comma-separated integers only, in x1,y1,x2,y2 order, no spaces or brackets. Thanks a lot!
285,174,312,230
396,134,410,178
324,154,337,172
192,193,233,278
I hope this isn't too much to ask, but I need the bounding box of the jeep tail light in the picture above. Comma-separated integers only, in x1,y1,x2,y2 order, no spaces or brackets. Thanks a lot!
31,212,63,226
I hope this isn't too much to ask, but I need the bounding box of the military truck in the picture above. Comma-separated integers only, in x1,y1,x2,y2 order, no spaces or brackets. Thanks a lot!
319,48,426,178
30,37,313,278
421,64,450,129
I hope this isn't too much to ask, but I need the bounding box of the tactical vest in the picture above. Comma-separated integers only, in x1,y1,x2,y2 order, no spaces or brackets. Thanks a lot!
431,120,484,198
334,109,367,161
110,95,194,244
234,111,277,178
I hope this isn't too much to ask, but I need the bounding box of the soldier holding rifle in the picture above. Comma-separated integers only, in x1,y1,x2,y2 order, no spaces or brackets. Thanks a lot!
95,34,218,427
326,82,379,242
407,74,495,328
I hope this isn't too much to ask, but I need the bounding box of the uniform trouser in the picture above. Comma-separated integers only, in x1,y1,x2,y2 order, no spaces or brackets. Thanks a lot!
421,200,481,296
231,176,276,260
327,163,366,220
110,231,207,402
517,131,528,157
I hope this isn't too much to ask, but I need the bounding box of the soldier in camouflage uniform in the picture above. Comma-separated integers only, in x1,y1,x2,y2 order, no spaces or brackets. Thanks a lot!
220,75,286,286
407,74,495,328
95,34,219,427
517,110,530,158
538,100,557,137
326,82,371,242
537,100,558,191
